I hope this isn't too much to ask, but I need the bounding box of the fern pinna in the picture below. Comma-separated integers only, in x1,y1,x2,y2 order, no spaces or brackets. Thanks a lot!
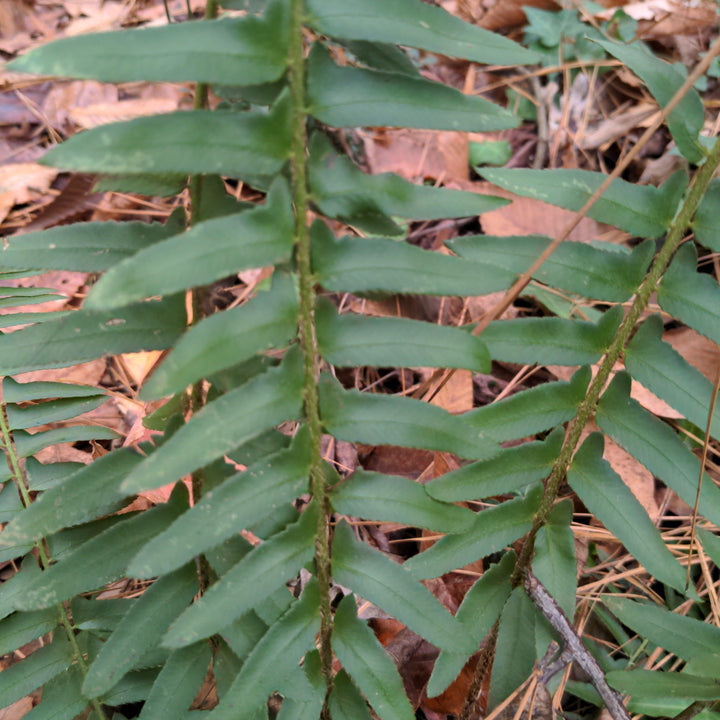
1,0,720,718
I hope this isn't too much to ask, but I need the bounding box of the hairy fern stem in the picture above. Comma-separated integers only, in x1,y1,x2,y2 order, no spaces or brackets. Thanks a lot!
461,135,720,720
0,398,109,720
289,0,334,713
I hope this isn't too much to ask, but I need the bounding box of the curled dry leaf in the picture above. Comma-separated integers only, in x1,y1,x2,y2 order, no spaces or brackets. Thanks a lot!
363,128,470,185
479,0,559,32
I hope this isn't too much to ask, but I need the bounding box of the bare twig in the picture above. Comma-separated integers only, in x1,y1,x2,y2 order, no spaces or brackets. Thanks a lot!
524,571,631,720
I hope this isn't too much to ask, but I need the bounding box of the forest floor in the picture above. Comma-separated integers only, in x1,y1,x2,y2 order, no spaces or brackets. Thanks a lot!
1,0,720,718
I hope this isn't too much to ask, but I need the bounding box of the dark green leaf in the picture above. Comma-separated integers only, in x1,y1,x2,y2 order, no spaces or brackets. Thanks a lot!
480,306,622,365
22,665,88,720
307,44,518,132
13,425,119,457
0,449,140,547
0,541,34,567
404,487,541,580
319,374,499,461
128,428,311,577
6,395,106,430
0,218,183,272
162,504,317,647
208,581,321,719
46,515,124,563
142,272,297,398
593,39,704,163
16,486,188,609
275,651,325,720
86,178,294,310
479,168,686,239
329,670,374,720
317,298,490,372
306,0,539,65
488,588,537,708
606,596,720,662
569,433,687,593
100,668,158,706
0,608,59,656
427,552,513,697
83,563,198,697
71,597,136,632
332,594,414,720
0,635,73,708
308,133,508,230
2,377,103,402
93,173,187,197
463,366,591,442
0,311,72,329
0,294,186,375
41,93,291,178
625,315,720,440
0,293,64,308
607,670,720,700
426,428,563,502
596,371,720,528
220,608,268,661
0,558,43,621
340,40,419,76
0,482,23,524
332,520,476,653
698,527,720,569
469,140,512,167
25,457,84,492
693,179,720,252
533,500,576,620
657,243,720,346
121,348,303,495
450,235,654,303
312,222,516,296
138,643,212,720
0,286,64,298
9,0,289,84
332,469,475,533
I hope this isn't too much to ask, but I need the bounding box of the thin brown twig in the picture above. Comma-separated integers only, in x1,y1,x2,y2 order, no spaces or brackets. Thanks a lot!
686,361,720,588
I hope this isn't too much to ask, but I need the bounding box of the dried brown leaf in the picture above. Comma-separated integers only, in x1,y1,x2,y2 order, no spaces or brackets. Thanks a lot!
363,129,468,183
547,362,681,419
42,81,118,133
430,368,474,415
0,696,33,720
664,326,720,382
480,0,559,31
70,97,178,129
0,163,57,206
479,193,611,243
20,174,98,233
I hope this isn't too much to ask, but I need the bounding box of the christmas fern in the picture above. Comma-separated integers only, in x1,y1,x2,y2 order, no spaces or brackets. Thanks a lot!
1,0,720,718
